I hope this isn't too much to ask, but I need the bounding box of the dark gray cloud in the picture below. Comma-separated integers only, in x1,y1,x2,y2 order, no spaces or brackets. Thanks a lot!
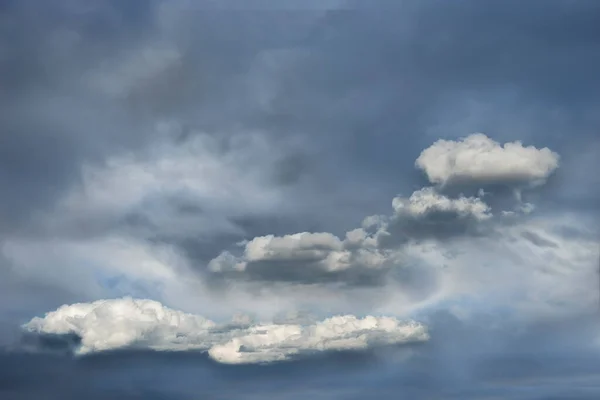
0,1,332,239
2,0,598,242
260,0,600,210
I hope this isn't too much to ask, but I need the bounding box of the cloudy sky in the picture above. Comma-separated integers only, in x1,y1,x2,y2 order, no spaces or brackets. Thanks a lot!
1,0,600,398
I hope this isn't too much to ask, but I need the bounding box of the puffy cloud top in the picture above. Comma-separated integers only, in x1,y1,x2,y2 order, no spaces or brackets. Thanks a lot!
24,298,216,354
22,298,429,364
208,230,389,284
415,133,560,188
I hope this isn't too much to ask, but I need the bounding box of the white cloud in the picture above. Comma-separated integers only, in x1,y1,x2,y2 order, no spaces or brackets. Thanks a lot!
391,187,492,221
244,232,345,263
206,188,498,284
207,188,495,284
22,297,429,364
208,314,427,364
211,232,352,274
208,230,391,284
415,133,560,188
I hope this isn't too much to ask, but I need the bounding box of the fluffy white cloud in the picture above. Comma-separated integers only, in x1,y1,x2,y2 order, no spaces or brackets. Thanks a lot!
208,231,391,285
243,232,344,263
22,297,429,364
391,187,492,221
415,133,560,188
210,232,370,273
208,314,427,364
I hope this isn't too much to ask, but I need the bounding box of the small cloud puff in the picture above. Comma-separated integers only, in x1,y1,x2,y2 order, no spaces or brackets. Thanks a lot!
415,133,559,188
22,297,429,364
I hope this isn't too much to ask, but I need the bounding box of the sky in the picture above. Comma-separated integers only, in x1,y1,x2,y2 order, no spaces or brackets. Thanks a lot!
1,0,600,398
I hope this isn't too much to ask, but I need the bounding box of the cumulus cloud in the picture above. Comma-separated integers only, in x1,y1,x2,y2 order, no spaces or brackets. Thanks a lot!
208,232,349,274
376,187,494,246
415,133,560,188
391,187,492,221
22,297,429,364
207,186,494,285
208,231,391,285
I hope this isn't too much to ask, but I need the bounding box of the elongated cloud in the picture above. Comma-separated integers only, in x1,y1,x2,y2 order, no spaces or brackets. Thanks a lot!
372,187,494,247
391,187,491,221
241,232,345,265
207,187,493,284
22,297,429,364
415,133,560,188
208,231,388,281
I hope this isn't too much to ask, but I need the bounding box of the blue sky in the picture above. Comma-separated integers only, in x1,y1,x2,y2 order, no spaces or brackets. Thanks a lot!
1,0,599,398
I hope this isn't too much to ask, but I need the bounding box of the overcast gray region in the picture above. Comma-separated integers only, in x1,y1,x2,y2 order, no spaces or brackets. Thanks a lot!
1,0,600,398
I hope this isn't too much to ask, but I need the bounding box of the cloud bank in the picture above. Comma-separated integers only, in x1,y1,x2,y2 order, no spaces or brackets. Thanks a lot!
206,133,573,290
3,132,595,324
22,297,428,364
